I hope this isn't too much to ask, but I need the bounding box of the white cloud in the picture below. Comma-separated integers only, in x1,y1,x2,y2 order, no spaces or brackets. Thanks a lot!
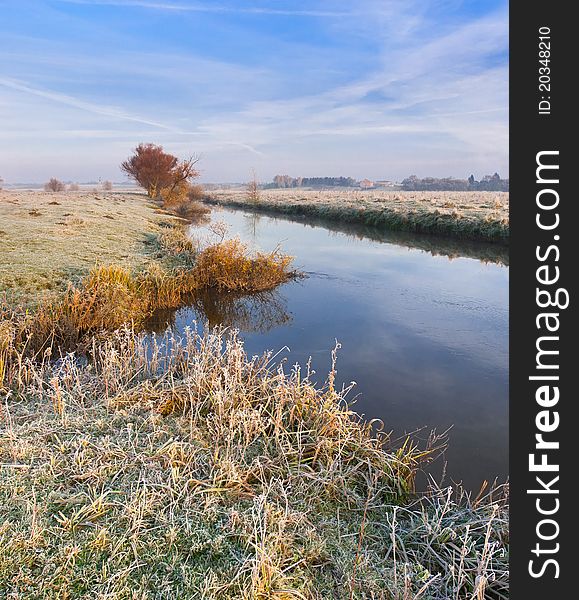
54,0,355,17
0,1,508,182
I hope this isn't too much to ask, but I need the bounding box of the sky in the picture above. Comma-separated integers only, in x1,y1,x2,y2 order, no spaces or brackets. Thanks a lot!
0,0,508,183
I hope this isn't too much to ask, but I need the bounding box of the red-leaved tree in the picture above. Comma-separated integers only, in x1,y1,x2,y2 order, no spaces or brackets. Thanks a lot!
121,143,201,200
121,143,179,198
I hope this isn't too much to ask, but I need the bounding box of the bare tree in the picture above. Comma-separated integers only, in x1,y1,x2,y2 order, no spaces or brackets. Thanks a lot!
247,169,260,204
102,180,113,191
160,156,201,205
0,176,3,191
44,178,65,192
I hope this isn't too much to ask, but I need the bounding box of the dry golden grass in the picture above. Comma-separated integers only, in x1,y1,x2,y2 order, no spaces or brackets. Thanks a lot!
206,189,509,243
0,190,174,307
0,233,295,372
193,238,295,292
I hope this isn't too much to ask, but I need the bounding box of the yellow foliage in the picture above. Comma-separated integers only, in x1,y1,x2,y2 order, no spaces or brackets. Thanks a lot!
0,228,295,373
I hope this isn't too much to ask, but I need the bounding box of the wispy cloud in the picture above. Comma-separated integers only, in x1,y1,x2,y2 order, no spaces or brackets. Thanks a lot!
0,0,508,182
188,8,508,159
0,77,176,130
55,0,354,17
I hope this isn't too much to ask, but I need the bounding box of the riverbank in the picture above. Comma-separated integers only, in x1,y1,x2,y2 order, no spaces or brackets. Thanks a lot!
0,190,177,307
0,190,509,598
205,189,509,244
1,325,508,598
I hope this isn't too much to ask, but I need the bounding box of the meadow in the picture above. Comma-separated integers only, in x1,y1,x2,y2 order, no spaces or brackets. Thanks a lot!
0,189,509,598
0,190,169,307
205,189,510,244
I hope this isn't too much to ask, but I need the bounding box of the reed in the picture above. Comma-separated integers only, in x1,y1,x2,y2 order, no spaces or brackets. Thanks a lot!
192,238,295,292
0,226,295,373
0,326,508,598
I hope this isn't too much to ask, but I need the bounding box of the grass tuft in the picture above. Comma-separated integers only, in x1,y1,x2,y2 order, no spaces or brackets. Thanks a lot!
193,238,295,292
0,326,508,598
0,227,295,368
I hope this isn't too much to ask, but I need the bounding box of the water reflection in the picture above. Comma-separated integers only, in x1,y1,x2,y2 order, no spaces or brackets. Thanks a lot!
169,206,509,491
191,289,291,333
242,212,263,239
145,289,291,335
217,207,509,266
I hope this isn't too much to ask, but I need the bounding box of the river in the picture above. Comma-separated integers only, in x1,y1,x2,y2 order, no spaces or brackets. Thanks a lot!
153,206,509,491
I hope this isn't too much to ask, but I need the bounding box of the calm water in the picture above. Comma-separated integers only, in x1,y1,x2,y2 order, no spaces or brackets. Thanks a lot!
159,207,509,491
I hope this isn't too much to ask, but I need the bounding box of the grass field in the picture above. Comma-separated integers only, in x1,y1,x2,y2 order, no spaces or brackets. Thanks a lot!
206,189,509,243
1,326,508,599
0,190,172,307
0,188,509,598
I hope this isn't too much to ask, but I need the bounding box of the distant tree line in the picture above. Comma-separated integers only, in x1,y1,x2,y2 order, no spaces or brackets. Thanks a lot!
269,175,357,189
268,173,508,191
401,173,509,192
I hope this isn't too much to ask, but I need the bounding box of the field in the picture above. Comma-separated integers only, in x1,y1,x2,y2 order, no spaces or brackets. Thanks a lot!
206,189,510,243
0,190,172,307
0,188,509,598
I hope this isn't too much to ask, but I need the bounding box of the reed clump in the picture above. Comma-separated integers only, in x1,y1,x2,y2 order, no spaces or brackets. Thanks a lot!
0,228,295,368
0,327,508,598
193,238,295,292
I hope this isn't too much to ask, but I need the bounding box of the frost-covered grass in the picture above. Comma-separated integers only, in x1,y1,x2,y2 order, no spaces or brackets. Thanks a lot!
0,326,508,599
205,189,509,244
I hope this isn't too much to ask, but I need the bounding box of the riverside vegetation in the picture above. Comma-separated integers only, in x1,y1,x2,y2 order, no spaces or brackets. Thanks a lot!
0,189,508,598
205,189,509,244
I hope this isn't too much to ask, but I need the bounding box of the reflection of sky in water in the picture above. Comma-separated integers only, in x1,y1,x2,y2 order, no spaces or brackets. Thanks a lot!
178,208,508,491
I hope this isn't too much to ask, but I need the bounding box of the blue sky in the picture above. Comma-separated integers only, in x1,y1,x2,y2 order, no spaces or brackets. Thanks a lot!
0,0,508,183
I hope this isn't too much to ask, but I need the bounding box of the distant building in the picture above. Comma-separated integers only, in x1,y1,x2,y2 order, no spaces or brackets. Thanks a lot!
358,178,374,189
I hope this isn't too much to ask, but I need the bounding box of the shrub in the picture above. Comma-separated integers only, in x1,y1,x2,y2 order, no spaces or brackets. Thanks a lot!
160,179,189,206
187,184,206,202
44,178,65,192
192,238,293,292
160,183,210,223
121,144,200,199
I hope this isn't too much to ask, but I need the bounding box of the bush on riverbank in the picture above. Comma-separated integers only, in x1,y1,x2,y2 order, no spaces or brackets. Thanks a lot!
193,238,294,292
0,224,295,373
161,185,211,223
0,326,508,598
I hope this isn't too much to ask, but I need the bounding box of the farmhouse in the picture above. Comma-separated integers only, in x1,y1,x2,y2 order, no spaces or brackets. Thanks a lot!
358,178,375,189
